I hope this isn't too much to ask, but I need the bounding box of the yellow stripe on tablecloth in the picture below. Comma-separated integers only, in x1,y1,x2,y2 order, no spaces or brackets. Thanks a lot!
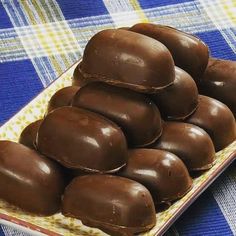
129,0,149,22
19,0,78,75
20,1,64,74
223,0,236,24
29,1,68,73
20,1,38,25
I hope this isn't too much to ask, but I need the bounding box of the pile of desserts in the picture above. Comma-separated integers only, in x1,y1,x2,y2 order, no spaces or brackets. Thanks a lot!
0,23,236,236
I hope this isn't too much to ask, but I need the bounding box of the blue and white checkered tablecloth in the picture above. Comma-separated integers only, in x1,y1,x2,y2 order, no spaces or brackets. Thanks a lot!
0,0,236,235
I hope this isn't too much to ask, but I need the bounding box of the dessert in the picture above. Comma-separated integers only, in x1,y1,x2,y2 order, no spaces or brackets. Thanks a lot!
186,95,236,151
0,141,66,215
151,122,215,171
151,67,198,120
72,63,89,87
47,86,80,113
119,149,192,205
129,23,209,79
19,119,42,149
79,29,175,92
36,106,128,173
62,174,156,235
72,82,162,147
199,58,236,117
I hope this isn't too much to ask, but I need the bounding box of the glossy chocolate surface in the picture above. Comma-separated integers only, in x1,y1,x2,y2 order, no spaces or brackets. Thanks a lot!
80,29,175,93
186,95,236,151
62,175,156,235
119,149,192,204
0,141,66,215
199,58,236,117
47,86,80,113
151,122,215,171
118,27,130,30
151,67,198,120
130,23,209,79
19,119,42,149
72,82,162,147
72,63,90,87
36,106,128,172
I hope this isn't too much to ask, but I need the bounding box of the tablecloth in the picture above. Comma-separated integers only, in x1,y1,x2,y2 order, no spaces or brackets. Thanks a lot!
0,0,236,235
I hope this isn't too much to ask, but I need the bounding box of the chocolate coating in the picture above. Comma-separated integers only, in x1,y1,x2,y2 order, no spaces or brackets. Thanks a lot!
129,23,209,79
0,141,66,215
80,29,175,93
119,149,192,204
36,106,128,172
72,82,162,147
118,27,130,30
19,119,42,149
185,95,236,151
72,63,90,87
62,175,156,235
151,67,198,120
199,58,236,117
47,86,80,113
150,122,215,171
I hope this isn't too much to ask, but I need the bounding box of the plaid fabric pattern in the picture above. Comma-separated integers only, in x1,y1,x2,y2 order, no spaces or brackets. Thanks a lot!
0,0,236,235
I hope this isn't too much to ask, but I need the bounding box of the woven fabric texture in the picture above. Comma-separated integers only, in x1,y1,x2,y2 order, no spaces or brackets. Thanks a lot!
0,0,236,235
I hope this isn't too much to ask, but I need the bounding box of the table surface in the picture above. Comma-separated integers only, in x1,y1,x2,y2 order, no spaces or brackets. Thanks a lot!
0,0,236,235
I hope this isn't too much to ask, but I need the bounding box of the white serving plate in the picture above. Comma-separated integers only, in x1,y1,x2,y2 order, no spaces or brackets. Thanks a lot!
0,62,235,236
